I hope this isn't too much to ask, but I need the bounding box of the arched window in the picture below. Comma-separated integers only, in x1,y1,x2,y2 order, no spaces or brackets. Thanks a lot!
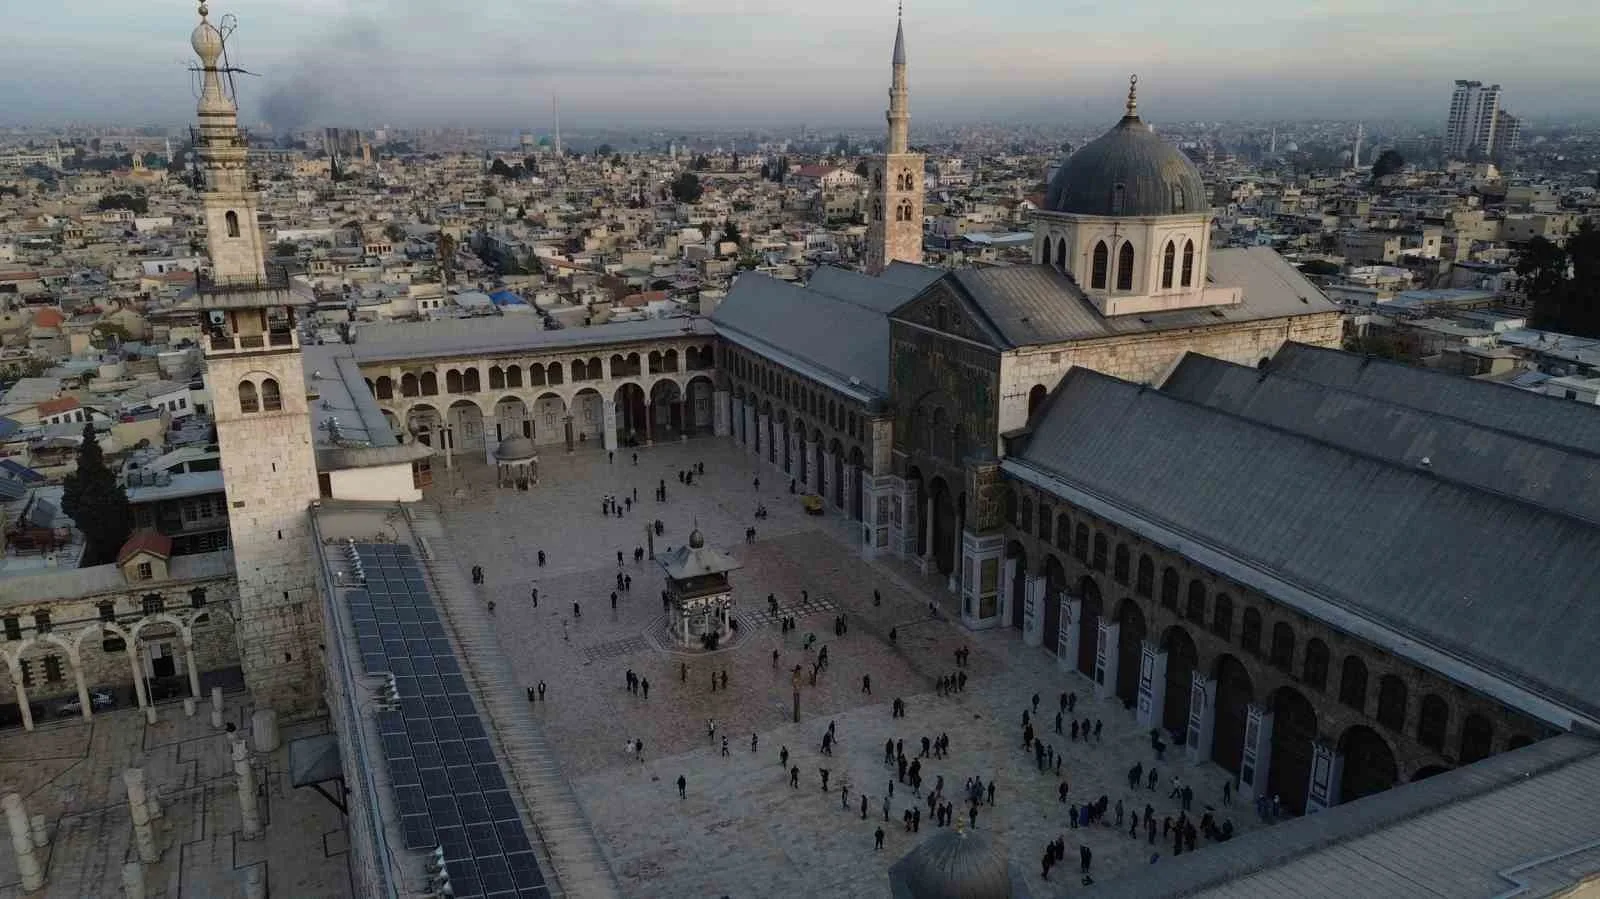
1376,675,1407,732
1211,593,1233,640
489,366,505,389
1162,240,1176,289
1240,609,1262,655
1185,581,1206,625
506,365,523,388
1160,567,1180,610
261,378,282,412
1113,545,1130,585
401,373,419,397
1116,241,1135,291
238,380,259,414
446,369,464,393
1055,238,1067,270
1091,241,1109,289
1055,514,1071,552
1027,384,1047,420
225,210,240,238
1135,555,1154,597
1340,656,1369,711
1038,505,1053,542
375,376,394,400
897,200,913,222
1459,713,1494,764
872,201,882,222
1073,523,1089,562
420,372,438,395
1302,639,1329,691
1417,695,1448,751
1181,240,1195,287
1091,534,1108,571
1269,622,1295,670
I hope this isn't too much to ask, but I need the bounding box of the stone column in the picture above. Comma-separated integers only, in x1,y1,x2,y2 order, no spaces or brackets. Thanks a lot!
184,638,201,702
210,686,225,729
126,643,149,718
122,862,145,899
6,659,32,733
124,769,159,863
1305,741,1342,813
713,389,730,437
744,405,757,455
1094,620,1120,700
1240,703,1274,801
1136,641,1168,730
843,464,857,518
731,398,745,444
1022,574,1046,647
898,479,920,559
602,398,618,452
921,494,935,571
4,792,43,892
1058,597,1081,673
232,737,263,840
70,649,92,722
1186,673,1217,764
757,414,771,464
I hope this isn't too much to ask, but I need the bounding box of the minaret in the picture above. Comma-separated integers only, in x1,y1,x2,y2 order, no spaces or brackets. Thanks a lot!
1353,122,1365,169
864,5,923,275
189,2,323,719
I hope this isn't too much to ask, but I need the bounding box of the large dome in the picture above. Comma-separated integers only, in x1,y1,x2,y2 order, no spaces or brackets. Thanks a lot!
1044,80,1206,218
888,829,1014,899
494,435,537,462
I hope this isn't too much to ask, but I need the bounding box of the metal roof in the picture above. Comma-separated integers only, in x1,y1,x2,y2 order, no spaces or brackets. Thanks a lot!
807,263,943,315
924,248,1336,349
1270,341,1600,456
1161,352,1600,525
1014,367,1600,725
348,316,713,365
887,828,1021,899
1045,114,1209,217
1094,735,1600,899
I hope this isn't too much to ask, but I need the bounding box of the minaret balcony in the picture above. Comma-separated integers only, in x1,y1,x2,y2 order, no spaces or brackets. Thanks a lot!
205,329,299,356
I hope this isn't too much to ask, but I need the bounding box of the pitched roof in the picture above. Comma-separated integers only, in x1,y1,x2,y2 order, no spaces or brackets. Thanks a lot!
1011,366,1600,726
35,396,79,416
116,530,173,565
1269,341,1600,456
916,247,1337,349
1161,352,1600,524
807,263,942,315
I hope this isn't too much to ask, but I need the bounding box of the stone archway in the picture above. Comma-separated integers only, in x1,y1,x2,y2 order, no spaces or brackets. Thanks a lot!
1042,554,1066,653
534,392,571,447
649,379,684,440
406,403,441,447
929,476,956,576
1212,654,1254,777
447,399,485,454
1338,725,1398,803
686,375,715,434
1076,576,1102,677
1114,598,1145,704
1269,685,1319,816
493,395,531,442
1006,541,1027,630
614,383,647,444
1160,625,1199,737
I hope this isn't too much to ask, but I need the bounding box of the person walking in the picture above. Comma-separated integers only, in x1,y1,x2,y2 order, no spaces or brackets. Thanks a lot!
537,681,545,701
790,766,800,788
862,674,872,695
537,550,546,567
1080,844,1092,875
721,736,729,757
874,827,885,850
677,775,686,798
780,745,789,768
751,733,759,753
530,587,538,607
861,794,869,819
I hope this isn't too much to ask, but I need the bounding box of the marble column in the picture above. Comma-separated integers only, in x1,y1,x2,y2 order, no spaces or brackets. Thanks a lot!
1022,574,1046,647
1186,674,1216,764
602,398,618,452
713,389,730,437
1305,741,1342,813
1094,620,1119,700
1058,597,1081,673
1136,641,1168,730
1240,703,1274,801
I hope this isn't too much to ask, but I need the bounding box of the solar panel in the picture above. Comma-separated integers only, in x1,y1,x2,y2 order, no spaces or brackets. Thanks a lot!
343,543,544,898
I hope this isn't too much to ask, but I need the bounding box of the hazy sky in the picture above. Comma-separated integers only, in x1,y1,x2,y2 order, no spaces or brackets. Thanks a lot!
4,0,1598,130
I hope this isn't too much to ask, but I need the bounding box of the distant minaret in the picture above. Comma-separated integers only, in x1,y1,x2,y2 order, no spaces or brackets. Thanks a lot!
1353,122,1365,169
553,95,562,157
1269,127,1278,156
864,4,923,275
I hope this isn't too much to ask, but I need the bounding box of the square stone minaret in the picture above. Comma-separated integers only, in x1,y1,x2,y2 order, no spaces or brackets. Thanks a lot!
864,13,924,275
190,3,322,719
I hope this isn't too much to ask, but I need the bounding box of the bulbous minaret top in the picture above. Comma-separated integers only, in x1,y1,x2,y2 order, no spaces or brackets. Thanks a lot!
192,3,237,119
886,4,909,155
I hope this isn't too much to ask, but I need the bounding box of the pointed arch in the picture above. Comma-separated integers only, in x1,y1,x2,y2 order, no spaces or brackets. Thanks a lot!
1055,237,1067,270
238,380,258,414
1181,239,1196,287
260,378,282,412
1116,241,1135,291
1162,240,1177,288
225,210,240,238
1090,241,1109,289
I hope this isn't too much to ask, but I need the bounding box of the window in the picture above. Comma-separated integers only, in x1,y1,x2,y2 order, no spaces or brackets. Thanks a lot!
99,602,116,622
1172,186,1186,212
1116,241,1135,291
1211,593,1233,640
1269,622,1295,671
1417,694,1448,751
1459,713,1494,764
1135,555,1154,597
1073,523,1089,562
1181,240,1195,287
189,587,208,609
1037,505,1053,542
238,380,259,414
1113,545,1130,585
1240,609,1261,655
261,378,282,412
1303,639,1329,691
136,561,153,580
1160,568,1180,610
1376,675,1407,731
33,611,50,634
43,655,63,683
1185,581,1206,625
1091,534,1107,571
2,617,18,641
1340,656,1369,711
19,659,33,689
225,210,240,238
142,594,165,615
1162,241,1176,289
1090,241,1109,289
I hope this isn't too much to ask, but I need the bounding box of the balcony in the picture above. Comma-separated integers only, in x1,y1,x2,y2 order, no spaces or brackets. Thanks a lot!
196,265,290,295
205,329,299,356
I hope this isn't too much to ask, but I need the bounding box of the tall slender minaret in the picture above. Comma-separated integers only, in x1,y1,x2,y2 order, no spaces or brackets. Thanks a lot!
863,5,923,275
189,2,323,719
1353,122,1365,170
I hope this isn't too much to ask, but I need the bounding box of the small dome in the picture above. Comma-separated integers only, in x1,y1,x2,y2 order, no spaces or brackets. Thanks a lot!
1044,79,1206,218
688,529,705,549
494,435,537,462
888,828,1013,899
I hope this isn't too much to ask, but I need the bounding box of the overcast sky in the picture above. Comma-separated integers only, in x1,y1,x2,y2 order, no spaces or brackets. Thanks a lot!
4,0,1597,130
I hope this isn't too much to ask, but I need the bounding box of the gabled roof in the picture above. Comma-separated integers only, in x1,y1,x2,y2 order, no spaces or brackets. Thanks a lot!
116,530,172,565
1270,341,1600,456
35,396,79,416
1011,366,1600,726
807,263,942,315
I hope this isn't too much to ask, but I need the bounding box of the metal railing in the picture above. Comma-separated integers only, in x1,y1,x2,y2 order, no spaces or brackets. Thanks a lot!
196,264,290,294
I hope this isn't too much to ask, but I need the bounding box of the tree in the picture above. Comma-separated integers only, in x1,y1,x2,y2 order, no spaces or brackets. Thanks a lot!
489,158,515,179
690,154,710,172
596,143,614,157
722,221,741,247
671,172,704,203
98,193,149,215
61,424,132,567
1297,259,1342,277
383,223,407,242
1527,221,1600,338
854,160,869,178
1370,149,1405,181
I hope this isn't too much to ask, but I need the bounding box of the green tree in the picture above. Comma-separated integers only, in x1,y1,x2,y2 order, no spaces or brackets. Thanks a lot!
272,239,299,258
854,160,869,178
1528,221,1600,337
690,154,710,172
596,143,614,157
383,222,407,242
60,424,133,567
722,221,741,247
89,322,132,350
1370,149,1405,181
489,158,515,179
97,193,149,215
671,172,704,203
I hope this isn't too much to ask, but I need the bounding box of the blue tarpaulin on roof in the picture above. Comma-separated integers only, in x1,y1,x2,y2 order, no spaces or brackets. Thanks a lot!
489,290,527,306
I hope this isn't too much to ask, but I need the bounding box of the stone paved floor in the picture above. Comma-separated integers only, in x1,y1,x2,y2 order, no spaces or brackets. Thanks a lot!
430,439,1266,897
0,694,348,898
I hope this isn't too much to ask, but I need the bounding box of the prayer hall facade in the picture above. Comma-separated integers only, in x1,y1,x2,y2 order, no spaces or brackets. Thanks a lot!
346,16,1600,829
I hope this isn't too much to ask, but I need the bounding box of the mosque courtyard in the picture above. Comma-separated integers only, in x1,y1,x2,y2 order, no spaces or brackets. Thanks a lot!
429,437,1267,897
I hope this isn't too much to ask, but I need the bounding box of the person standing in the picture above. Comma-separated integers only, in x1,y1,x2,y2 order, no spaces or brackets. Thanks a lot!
875,827,885,850
721,736,729,757
790,766,800,788
751,733,759,753
677,775,686,798
1080,844,1092,875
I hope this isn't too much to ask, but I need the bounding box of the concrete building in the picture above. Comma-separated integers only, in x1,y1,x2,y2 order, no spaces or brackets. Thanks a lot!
1446,80,1520,159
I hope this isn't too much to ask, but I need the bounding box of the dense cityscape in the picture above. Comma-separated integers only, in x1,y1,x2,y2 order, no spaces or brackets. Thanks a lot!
1,2,1597,898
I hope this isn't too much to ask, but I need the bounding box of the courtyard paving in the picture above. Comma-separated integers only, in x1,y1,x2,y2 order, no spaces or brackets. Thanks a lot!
430,438,1266,897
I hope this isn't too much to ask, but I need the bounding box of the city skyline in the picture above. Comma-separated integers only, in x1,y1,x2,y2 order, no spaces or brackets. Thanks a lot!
3,0,1599,129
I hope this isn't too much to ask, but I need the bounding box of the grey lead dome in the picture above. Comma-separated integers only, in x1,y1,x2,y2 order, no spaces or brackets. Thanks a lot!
1044,107,1207,218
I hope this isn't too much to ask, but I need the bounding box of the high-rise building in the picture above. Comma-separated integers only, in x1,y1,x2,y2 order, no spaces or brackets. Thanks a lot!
863,9,923,275
189,2,324,718
1446,80,1503,158
1494,109,1522,156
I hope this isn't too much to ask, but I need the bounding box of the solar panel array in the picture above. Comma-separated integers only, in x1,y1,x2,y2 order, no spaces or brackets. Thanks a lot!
345,542,548,899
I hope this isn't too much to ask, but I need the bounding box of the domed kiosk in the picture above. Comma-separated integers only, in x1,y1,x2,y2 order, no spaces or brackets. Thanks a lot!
493,434,538,488
887,826,1029,899
1032,76,1240,318
658,529,743,649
